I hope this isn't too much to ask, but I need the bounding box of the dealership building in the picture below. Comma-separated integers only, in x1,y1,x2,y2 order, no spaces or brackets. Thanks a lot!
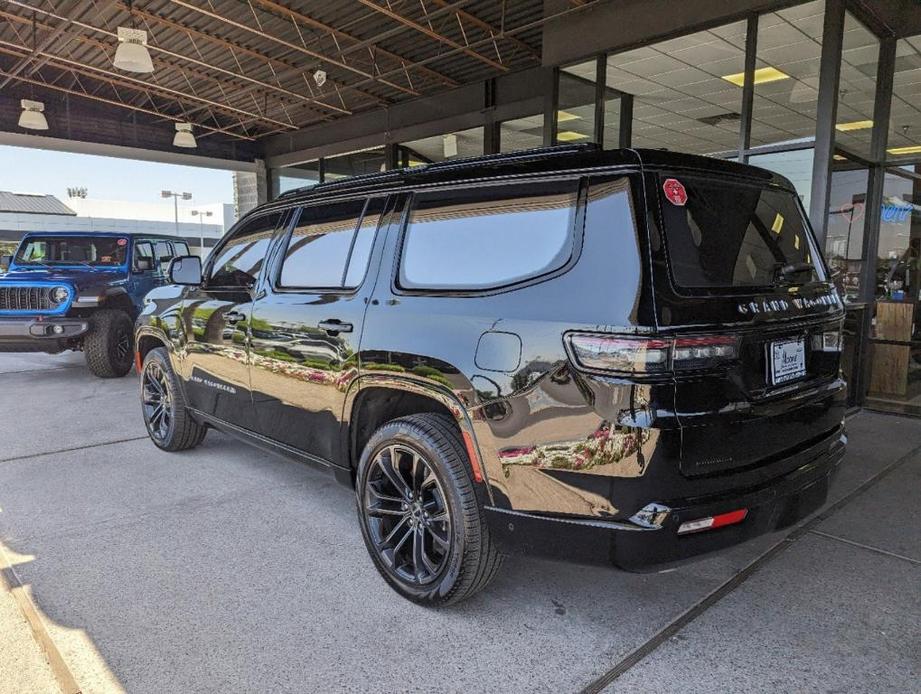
1,0,920,412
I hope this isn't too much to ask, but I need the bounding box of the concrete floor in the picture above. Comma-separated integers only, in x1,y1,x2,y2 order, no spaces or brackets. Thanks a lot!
0,352,918,694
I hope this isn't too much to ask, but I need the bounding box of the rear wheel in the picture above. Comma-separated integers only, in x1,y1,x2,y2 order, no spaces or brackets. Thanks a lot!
141,347,206,451
356,413,502,606
83,309,134,378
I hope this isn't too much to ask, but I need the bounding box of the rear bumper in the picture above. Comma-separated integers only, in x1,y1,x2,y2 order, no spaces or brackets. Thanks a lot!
0,317,89,352
485,426,846,570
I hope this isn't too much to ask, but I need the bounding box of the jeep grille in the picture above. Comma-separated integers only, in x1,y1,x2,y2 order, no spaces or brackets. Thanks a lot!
0,286,58,312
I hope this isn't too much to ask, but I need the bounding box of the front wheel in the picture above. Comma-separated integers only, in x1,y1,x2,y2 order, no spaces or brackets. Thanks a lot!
83,309,134,378
141,347,206,451
356,413,502,606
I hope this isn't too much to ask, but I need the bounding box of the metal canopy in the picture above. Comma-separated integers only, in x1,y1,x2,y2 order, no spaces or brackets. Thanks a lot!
0,0,574,163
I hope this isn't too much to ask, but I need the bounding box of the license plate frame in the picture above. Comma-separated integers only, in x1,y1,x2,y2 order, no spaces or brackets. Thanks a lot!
769,338,806,386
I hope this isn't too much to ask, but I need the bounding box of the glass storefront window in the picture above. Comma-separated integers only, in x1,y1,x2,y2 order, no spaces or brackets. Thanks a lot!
886,38,921,162
401,127,484,164
323,147,386,181
834,13,879,160
500,114,544,152
825,159,870,301
866,169,921,411
273,161,320,196
558,60,598,144
750,1,825,149
605,20,747,156
748,148,815,208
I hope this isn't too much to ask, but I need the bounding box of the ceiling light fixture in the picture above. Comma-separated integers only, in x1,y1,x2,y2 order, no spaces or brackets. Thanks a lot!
173,122,196,148
313,69,327,87
722,67,791,87
888,145,921,156
556,130,588,142
836,120,873,132
114,27,154,73
18,99,48,130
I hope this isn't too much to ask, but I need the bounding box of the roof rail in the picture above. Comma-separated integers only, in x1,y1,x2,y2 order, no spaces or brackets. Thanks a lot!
275,143,601,199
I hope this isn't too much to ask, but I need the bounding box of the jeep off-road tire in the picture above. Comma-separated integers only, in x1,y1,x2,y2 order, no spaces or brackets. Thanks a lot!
356,413,502,606
83,309,134,378
141,347,207,451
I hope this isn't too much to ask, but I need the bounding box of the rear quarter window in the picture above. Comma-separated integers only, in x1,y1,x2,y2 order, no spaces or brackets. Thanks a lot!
398,180,580,291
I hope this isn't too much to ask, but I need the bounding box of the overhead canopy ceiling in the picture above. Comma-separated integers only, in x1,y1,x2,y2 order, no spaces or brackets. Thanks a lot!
0,0,559,162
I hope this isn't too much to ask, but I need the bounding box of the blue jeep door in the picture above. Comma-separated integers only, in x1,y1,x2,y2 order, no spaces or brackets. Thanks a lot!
130,240,163,308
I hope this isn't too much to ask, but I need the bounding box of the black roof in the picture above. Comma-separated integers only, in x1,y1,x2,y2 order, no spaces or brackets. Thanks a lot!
270,144,788,209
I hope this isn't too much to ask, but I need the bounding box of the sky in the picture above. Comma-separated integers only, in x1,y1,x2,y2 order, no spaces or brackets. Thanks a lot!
0,145,235,205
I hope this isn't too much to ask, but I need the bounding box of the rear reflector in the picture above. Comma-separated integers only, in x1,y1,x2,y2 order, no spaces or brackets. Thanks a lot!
567,332,738,375
677,508,748,535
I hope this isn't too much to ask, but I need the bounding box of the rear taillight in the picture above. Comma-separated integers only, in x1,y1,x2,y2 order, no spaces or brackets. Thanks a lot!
567,333,738,375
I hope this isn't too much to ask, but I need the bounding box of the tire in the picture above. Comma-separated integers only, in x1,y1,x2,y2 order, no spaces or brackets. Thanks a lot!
356,413,502,606
83,309,134,378
140,347,207,452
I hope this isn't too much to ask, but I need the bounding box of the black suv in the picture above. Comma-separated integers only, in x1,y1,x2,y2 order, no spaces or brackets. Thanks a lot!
136,145,847,605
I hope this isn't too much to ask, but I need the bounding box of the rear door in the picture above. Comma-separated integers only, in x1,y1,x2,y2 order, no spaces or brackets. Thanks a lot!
647,170,846,476
180,211,286,428
248,196,389,462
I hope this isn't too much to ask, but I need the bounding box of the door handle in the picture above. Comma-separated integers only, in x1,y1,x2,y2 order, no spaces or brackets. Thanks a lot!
225,310,246,324
319,319,353,334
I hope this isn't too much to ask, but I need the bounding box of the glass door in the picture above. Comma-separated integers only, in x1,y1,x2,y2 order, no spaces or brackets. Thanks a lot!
865,166,921,414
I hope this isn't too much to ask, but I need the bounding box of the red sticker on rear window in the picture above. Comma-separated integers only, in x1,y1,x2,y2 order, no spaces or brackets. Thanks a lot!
663,178,688,206
117,238,128,246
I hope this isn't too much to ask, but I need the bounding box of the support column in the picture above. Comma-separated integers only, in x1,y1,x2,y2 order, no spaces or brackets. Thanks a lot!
542,67,559,147
808,0,846,246
738,14,759,163
619,94,633,149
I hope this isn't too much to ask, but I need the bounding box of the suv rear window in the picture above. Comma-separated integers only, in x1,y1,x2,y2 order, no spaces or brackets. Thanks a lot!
660,176,825,291
399,180,579,291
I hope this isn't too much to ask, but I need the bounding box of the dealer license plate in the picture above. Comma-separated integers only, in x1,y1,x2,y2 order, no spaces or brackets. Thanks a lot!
770,338,806,385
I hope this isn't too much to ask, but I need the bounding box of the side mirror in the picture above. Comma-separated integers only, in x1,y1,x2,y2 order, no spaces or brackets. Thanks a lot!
135,257,153,272
0,255,11,272
168,255,203,286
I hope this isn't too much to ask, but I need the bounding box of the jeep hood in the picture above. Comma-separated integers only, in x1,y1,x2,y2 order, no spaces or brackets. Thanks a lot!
0,267,126,291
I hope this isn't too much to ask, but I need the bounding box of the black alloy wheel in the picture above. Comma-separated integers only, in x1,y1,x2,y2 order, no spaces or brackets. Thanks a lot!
356,413,502,606
142,359,173,443
363,443,453,585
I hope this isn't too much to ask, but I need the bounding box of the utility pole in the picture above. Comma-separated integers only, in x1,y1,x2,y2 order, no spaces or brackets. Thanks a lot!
161,190,192,237
190,209,213,258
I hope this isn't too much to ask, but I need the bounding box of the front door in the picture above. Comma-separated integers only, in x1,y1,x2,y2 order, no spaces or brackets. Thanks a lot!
180,211,287,428
249,197,389,463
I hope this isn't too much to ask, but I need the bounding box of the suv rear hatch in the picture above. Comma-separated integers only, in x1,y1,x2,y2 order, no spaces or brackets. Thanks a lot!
645,165,846,477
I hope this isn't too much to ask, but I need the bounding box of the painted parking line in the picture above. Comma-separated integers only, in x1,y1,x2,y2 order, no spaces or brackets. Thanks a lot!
0,436,149,465
579,438,921,694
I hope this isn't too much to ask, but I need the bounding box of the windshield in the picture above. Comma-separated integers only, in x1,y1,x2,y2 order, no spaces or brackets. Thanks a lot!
660,175,826,291
14,236,129,267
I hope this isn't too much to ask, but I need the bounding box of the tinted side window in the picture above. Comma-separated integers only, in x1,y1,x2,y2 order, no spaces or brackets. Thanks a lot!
279,198,384,289
209,213,282,288
134,241,154,269
174,241,190,256
399,181,580,290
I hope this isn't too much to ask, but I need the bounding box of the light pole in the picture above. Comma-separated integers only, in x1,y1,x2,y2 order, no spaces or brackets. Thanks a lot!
190,209,213,258
161,190,192,237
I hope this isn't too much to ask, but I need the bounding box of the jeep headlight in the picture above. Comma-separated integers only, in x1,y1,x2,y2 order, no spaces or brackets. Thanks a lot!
50,286,69,304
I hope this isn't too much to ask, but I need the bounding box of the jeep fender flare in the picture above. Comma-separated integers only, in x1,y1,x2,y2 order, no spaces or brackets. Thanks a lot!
343,373,494,501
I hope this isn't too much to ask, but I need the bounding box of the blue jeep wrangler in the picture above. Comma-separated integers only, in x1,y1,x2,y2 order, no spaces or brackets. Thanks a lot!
0,231,192,377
